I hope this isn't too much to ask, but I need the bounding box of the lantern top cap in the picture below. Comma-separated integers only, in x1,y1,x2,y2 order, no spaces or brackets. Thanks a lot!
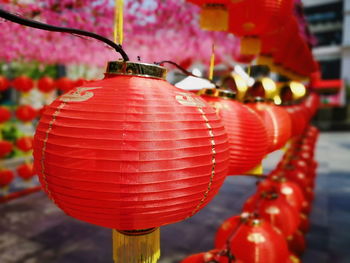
106,61,167,80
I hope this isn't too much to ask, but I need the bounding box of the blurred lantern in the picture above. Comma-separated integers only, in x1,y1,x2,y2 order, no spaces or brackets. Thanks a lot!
0,169,14,188
247,100,291,152
220,73,248,101
0,106,11,123
17,163,34,180
228,0,294,55
284,105,307,137
215,215,290,263
33,61,230,263
199,88,268,175
0,76,10,91
38,76,56,93
181,249,242,263
15,105,37,122
187,1,231,31
56,77,74,93
242,192,300,239
12,75,34,93
16,136,34,152
73,78,87,88
299,213,310,233
0,140,13,158
289,81,306,100
289,230,306,256
246,77,277,100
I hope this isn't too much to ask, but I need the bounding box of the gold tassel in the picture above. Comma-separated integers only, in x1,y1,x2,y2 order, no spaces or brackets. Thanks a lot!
113,228,160,263
240,37,261,55
200,4,228,31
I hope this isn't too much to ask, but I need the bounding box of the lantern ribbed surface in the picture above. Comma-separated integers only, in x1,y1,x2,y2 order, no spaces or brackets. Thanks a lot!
248,102,292,153
33,73,230,230
215,217,290,263
201,94,268,175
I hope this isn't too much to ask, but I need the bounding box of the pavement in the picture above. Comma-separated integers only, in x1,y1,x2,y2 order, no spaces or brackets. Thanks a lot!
0,132,349,263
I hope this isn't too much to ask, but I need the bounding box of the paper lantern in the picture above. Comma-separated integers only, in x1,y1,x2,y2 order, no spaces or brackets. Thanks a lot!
0,140,13,158
12,75,34,93
0,169,14,188
17,163,35,180
56,77,74,93
38,76,56,93
33,61,230,263
215,215,290,263
284,106,307,137
228,0,294,55
0,76,9,91
199,89,268,175
73,78,87,88
242,192,300,238
16,136,34,152
0,106,11,123
15,105,37,122
181,249,242,263
247,101,291,153
288,230,306,256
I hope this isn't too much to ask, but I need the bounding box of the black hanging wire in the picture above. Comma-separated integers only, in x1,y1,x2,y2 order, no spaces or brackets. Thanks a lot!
0,8,130,61
156,60,218,87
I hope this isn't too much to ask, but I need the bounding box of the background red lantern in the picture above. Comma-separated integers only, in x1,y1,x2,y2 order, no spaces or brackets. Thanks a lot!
16,136,34,152
248,101,292,152
0,169,14,188
56,77,74,93
0,140,13,158
0,106,11,123
38,76,56,93
12,75,34,93
15,105,37,122
33,61,230,263
0,76,10,91
199,89,268,175
16,163,34,180
181,249,242,263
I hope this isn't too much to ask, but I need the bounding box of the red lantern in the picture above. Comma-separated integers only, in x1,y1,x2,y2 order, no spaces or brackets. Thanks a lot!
12,75,34,93
228,0,294,55
181,249,242,263
33,61,230,262
284,106,307,137
56,77,74,93
215,215,290,263
38,76,56,93
73,78,87,88
0,76,9,91
16,163,34,180
0,140,13,158
0,169,14,187
242,192,300,238
0,106,11,123
15,105,37,122
199,89,268,175
248,101,292,152
299,213,310,233
16,136,34,152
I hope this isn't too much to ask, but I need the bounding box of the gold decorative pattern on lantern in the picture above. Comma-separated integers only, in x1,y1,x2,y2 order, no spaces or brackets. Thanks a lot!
60,87,102,102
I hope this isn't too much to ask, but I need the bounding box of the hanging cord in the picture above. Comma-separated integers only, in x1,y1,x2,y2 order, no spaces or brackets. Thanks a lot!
0,9,129,61
156,60,218,87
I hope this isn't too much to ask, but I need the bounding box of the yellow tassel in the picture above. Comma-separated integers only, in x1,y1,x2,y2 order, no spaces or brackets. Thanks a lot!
240,37,261,55
200,4,228,31
114,0,124,45
245,163,264,176
113,228,160,263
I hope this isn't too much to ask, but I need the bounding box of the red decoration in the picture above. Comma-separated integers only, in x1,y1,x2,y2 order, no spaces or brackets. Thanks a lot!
289,230,306,256
15,105,37,122
12,75,34,93
242,193,300,238
200,89,268,175
38,76,56,93
181,249,242,263
248,102,291,152
73,78,87,88
215,216,290,263
56,77,74,93
0,106,11,123
0,140,13,158
16,137,34,152
16,163,35,180
284,105,307,137
0,169,14,187
33,63,230,231
0,76,10,91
